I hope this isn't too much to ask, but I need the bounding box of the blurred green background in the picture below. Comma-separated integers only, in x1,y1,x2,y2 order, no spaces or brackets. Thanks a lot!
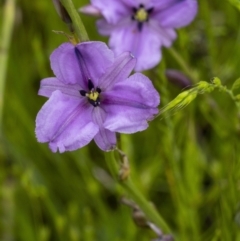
1,0,240,240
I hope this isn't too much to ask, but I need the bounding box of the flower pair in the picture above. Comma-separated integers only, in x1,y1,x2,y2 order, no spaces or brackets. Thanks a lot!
36,0,198,152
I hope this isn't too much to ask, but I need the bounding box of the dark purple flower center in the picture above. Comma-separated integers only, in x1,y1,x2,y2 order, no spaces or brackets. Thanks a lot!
80,79,101,107
74,48,101,107
132,4,154,31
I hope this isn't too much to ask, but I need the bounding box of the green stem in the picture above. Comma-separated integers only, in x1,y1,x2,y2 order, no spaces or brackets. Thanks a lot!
0,0,16,130
104,151,172,235
123,179,171,233
220,86,235,101
218,85,240,109
60,0,89,42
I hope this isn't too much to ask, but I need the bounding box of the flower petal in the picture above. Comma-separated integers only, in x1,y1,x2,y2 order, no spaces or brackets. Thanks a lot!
91,0,130,24
99,52,136,90
151,0,178,10
97,16,132,36
79,4,102,16
38,77,81,99
50,43,84,86
76,41,114,88
153,0,198,28
97,19,117,36
108,22,162,71
149,19,177,47
50,42,114,89
102,73,160,133
36,90,98,153
92,107,116,151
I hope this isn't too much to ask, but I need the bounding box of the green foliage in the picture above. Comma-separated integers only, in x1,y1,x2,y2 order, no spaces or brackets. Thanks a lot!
229,0,240,11
1,0,240,241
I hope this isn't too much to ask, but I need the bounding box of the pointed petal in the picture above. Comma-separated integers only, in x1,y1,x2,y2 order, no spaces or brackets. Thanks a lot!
94,128,116,151
92,107,116,151
50,42,114,89
91,0,131,24
99,52,136,90
108,21,137,57
151,0,178,10
79,4,102,16
153,0,198,28
36,90,98,152
116,0,151,8
132,24,163,71
109,22,163,71
97,19,115,36
102,73,160,133
97,16,132,36
50,43,85,87
38,77,81,99
149,19,177,47
77,42,114,87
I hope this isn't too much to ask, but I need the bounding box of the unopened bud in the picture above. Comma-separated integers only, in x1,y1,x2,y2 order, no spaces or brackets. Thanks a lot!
211,77,221,86
197,81,209,90
166,90,190,110
197,81,214,93
180,91,197,107
165,69,192,88
52,0,73,32
79,4,102,17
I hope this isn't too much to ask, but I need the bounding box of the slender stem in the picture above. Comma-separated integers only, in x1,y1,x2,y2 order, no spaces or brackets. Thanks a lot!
218,85,240,109
60,0,89,42
123,179,171,234
104,151,172,235
0,0,16,130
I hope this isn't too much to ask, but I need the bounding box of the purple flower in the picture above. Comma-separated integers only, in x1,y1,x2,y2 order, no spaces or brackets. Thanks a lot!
80,0,198,71
35,41,160,152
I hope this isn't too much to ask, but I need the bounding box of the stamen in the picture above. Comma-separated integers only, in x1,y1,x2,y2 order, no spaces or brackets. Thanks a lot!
132,4,154,29
87,90,100,107
79,84,102,107
147,7,154,14
132,7,137,13
135,8,148,22
88,79,94,90
79,90,87,96
86,91,99,101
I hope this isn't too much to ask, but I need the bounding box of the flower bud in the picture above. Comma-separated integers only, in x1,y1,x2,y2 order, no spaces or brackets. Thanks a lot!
211,77,221,86
52,0,73,31
165,69,191,89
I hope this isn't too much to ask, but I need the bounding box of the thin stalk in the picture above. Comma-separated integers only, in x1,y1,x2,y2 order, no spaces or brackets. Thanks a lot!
0,0,16,129
60,0,89,42
104,151,172,235
218,85,240,109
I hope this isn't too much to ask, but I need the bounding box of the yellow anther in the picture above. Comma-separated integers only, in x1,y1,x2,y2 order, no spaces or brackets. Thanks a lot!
135,8,148,22
86,91,99,101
